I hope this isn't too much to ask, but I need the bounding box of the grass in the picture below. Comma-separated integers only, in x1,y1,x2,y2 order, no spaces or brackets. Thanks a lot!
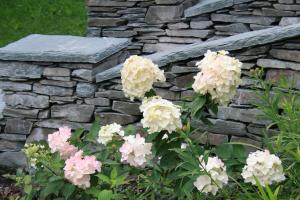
0,0,87,47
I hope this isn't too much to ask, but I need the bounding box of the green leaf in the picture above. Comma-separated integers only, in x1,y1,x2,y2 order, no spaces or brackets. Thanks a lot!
24,184,32,194
110,167,118,180
98,190,113,200
62,184,76,199
254,177,269,200
23,175,31,184
216,144,233,159
40,180,64,199
190,95,206,117
145,89,156,98
86,118,101,142
96,174,111,184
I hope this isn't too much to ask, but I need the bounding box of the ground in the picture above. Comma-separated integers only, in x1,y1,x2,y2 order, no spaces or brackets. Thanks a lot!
0,0,86,47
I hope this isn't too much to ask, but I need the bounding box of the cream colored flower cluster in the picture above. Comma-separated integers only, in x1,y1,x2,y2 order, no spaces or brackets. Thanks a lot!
140,96,182,134
23,143,50,168
192,50,242,105
64,150,101,189
241,150,285,186
97,123,124,145
121,55,166,100
119,134,152,168
194,156,228,195
0,89,5,119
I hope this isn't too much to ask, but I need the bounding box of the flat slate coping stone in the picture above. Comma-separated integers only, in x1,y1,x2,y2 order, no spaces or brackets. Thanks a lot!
96,23,300,82
0,34,130,63
184,0,255,17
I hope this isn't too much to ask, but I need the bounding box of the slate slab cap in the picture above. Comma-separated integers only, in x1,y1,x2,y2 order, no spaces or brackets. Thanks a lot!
0,34,130,63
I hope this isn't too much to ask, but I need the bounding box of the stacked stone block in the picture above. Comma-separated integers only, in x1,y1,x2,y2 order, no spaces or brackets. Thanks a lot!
0,34,129,168
86,0,300,54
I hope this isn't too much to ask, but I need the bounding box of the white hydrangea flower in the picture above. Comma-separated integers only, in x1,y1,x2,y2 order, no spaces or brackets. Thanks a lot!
140,96,182,134
121,55,166,100
97,123,124,145
119,134,152,168
194,156,228,196
241,150,285,186
0,89,6,118
192,50,242,105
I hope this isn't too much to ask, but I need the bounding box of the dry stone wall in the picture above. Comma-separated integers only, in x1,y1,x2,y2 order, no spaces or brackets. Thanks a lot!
0,34,129,168
86,0,300,55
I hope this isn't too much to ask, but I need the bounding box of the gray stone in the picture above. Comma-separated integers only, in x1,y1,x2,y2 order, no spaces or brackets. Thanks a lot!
233,89,258,105
166,29,213,38
270,49,300,62
43,67,70,77
191,132,228,145
250,24,274,31
0,134,26,141
257,59,300,71
84,97,110,106
76,83,96,97
211,14,276,25
143,43,186,53
86,0,136,7
0,81,31,91
0,61,42,79
279,17,300,26
88,18,127,27
5,119,33,134
0,34,130,63
192,118,248,136
217,107,271,125
261,8,295,16
95,112,139,125
274,4,300,11
190,21,213,29
185,0,233,17
72,69,93,81
155,0,184,4
40,80,76,88
230,136,262,152
38,109,50,119
102,30,137,38
50,96,77,103
172,73,195,88
171,66,199,73
36,119,91,130
0,151,26,168
51,104,95,122
4,93,49,108
26,128,54,143
0,140,24,151
168,22,189,30
112,101,141,115
155,88,180,100
95,90,126,99
215,23,250,33
96,24,300,82
145,6,183,24
33,83,73,96
158,37,203,44
3,108,39,118
266,69,300,89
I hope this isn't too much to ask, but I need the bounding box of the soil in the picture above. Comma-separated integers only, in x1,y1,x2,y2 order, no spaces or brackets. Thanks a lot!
0,176,21,200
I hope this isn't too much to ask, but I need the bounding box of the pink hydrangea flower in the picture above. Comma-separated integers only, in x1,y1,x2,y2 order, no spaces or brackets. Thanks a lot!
119,134,152,168
47,127,78,160
64,150,101,189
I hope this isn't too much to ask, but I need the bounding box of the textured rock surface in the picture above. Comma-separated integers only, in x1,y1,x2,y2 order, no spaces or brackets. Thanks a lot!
51,104,95,123
0,34,130,63
96,24,300,82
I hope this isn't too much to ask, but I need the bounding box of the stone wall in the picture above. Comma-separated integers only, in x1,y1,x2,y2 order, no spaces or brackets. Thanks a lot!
86,0,300,55
0,34,129,168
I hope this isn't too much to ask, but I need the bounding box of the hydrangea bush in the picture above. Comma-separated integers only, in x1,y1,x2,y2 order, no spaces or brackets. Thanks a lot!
9,51,297,200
